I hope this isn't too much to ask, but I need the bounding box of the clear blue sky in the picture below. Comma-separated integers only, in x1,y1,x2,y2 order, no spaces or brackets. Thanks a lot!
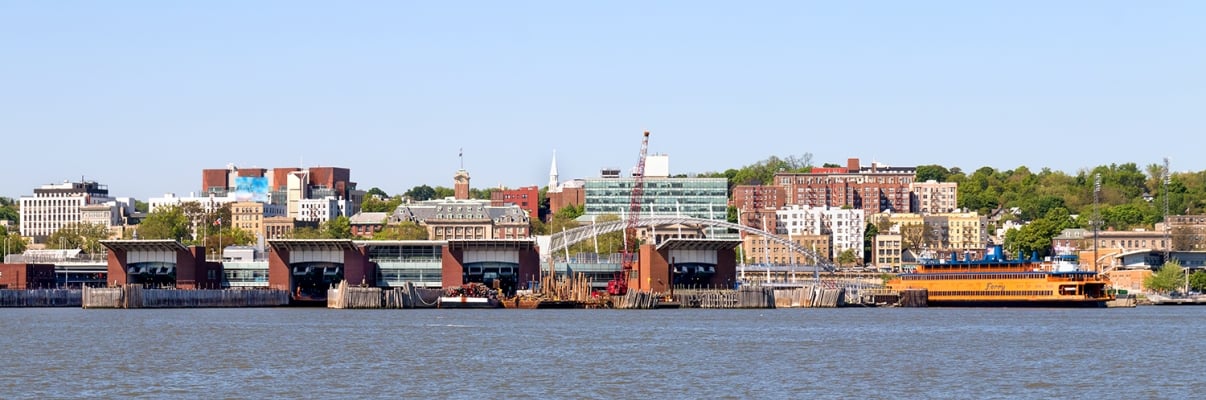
2,1,1203,200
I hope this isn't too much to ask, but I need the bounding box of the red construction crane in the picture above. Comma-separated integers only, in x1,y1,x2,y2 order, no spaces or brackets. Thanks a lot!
608,130,650,296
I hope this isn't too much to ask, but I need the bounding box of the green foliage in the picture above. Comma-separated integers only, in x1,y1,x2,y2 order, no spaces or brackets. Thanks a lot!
0,197,19,224
133,200,149,213
3,231,28,256
361,196,403,213
367,187,389,198
1004,207,1074,258
567,214,623,254
1189,270,1206,292
372,221,429,240
697,154,812,189
137,206,193,241
468,188,497,200
404,185,437,201
46,223,111,254
323,216,352,239
1144,260,1185,294
433,186,455,199
726,206,738,225
289,226,323,239
915,165,951,182
201,227,256,255
836,248,859,267
863,222,879,263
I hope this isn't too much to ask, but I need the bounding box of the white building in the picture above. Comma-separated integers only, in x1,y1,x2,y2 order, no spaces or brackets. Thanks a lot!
909,180,959,214
297,196,353,223
776,205,865,259
148,192,239,214
19,181,115,242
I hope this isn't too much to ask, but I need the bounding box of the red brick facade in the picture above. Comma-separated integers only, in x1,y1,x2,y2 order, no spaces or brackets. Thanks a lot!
491,186,540,219
774,158,915,215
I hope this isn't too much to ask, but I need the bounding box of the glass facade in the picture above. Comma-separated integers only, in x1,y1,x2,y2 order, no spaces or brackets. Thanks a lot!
584,177,728,219
584,177,729,237
366,243,444,288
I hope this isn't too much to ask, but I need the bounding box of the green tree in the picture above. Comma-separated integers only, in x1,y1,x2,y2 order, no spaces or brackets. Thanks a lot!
1005,207,1074,258
138,205,193,241
367,187,389,198
1189,270,1206,293
0,196,19,224
45,223,111,254
1144,260,1184,294
322,216,353,239
863,222,879,264
133,200,149,213
567,214,623,254
201,226,256,256
404,185,437,201
372,221,429,240
3,231,28,256
915,164,951,182
433,186,455,199
361,196,403,213
837,248,859,267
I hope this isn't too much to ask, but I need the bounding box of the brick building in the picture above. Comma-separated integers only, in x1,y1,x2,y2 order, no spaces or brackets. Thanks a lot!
491,186,540,219
773,158,915,215
732,185,786,231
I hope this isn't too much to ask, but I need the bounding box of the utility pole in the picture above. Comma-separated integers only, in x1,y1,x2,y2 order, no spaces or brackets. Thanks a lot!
1093,174,1101,273
1163,157,1171,264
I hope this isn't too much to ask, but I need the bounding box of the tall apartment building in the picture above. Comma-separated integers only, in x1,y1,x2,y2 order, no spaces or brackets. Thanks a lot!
909,180,959,213
774,158,915,215
774,205,865,260
873,212,987,252
19,181,118,242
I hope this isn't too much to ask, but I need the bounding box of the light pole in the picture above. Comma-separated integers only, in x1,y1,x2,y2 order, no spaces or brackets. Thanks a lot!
1093,174,1101,273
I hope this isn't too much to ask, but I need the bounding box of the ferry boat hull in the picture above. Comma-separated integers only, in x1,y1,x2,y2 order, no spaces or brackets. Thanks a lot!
888,246,1114,308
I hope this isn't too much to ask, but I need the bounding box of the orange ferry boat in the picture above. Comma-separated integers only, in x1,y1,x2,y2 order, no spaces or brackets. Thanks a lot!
887,246,1114,307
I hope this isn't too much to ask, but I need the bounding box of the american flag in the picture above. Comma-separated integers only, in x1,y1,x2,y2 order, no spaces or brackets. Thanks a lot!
213,218,222,227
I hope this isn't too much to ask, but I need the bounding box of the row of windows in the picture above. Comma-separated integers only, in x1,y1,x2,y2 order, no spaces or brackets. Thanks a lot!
900,273,1051,280
931,290,1054,297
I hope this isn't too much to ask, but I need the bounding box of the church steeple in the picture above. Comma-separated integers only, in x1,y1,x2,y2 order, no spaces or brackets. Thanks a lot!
547,150,560,191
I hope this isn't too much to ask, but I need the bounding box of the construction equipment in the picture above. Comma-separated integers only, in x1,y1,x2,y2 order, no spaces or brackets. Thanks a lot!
607,131,650,295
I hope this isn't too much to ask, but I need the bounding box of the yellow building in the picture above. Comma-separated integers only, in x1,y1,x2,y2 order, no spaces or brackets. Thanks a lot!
873,233,903,270
231,202,264,239
742,233,830,265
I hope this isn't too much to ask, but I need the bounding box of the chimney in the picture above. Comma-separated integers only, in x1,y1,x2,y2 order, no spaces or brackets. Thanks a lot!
846,158,860,173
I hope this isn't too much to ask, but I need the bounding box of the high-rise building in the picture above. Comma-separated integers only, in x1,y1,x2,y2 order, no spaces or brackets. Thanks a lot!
774,158,916,215
19,180,117,242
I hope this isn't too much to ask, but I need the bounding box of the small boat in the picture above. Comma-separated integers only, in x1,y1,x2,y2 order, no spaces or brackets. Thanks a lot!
438,295,501,309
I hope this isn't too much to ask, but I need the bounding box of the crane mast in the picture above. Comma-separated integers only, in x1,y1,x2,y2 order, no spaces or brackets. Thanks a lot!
607,131,650,296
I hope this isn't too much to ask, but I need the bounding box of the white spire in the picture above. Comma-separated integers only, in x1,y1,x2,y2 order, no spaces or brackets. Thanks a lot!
548,150,560,191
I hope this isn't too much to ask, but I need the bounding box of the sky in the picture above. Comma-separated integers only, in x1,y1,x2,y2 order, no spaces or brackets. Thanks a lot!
2,1,1203,200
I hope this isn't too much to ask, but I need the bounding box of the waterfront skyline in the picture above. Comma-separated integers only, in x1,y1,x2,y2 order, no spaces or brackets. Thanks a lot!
3,1,1203,200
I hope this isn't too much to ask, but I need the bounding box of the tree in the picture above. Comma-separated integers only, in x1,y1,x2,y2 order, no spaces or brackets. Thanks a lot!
372,221,429,240
901,224,925,251
3,231,27,256
1144,260,1184,294
288,226,323,239
0,196,19,224
433,186,455,199
837,248,859,267
45,223,111,254
863,222,879,264
367,187,389,198
915,164,951,182
1189,270,1206,293
201,226,256,254
133,200,149,213
138,205,193,241
361,196,403,213
404,185,437,201
1005,207,1074,258
323,216,352,239
567,214,623,255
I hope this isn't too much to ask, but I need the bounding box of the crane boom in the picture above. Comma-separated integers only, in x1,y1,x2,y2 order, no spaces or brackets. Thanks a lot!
608,131,650,296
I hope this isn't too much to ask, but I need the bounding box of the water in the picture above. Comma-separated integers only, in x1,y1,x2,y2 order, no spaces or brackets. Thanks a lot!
1,307,1202,399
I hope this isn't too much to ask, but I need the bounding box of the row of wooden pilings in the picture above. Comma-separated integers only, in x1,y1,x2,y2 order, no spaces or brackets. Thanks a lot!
81,285,290,309
328,281,445,309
